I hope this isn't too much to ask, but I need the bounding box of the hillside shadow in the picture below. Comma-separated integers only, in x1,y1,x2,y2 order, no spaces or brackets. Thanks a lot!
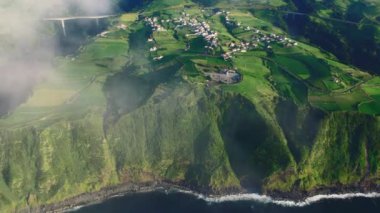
219,95,291,191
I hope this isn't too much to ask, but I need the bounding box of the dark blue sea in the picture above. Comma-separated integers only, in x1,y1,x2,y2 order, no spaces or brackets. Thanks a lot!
73,190,380,213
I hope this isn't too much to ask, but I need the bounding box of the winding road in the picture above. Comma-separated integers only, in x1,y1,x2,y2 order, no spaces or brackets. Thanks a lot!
281,11,359,26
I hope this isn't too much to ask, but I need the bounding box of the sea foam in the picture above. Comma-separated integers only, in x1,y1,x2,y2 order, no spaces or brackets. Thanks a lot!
173,189,380,207
67,187,380,212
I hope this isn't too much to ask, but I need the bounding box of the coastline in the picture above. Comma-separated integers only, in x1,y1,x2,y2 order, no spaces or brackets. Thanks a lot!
18,181,380,213
20,182,174,213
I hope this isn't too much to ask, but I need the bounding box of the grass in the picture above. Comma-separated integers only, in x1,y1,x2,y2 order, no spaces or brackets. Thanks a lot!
145,0,192,13
229,9,283,34
359,101,380,115
266,59,308,104
1,1,380,211
273,55,311,80
299,112,377,190
154,30,185,56
0,12,135,210
142,0,378,116
0,68,103,129
362,77,380,96
309,89,370,112
224,53,277,104
210,0,287,8
120,13,138,24
209,15,238,44
0,14,131,130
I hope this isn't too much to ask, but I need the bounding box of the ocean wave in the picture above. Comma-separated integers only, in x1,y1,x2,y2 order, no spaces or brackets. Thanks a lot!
173,189,380,207
67,187,380,211
67,205,84,212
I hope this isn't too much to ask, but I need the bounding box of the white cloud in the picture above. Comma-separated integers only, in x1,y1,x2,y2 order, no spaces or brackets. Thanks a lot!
0,0,114,114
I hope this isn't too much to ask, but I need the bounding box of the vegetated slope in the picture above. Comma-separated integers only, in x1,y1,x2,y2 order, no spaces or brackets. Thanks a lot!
253,0,380,74
0,0,380,211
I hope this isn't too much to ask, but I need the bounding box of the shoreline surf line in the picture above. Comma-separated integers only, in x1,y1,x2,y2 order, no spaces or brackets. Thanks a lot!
67,186,380,211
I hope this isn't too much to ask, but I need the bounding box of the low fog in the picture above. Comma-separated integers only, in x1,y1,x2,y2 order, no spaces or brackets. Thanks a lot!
0,0,114,115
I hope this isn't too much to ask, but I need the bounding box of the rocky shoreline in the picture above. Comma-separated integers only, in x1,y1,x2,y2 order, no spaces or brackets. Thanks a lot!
18,181,380,213
19,182,177,213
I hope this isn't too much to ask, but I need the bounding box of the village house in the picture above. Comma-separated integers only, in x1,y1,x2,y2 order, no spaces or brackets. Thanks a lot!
222,52,232,60
144,9,299,64
150,46,158,52
153,56,164,61
145,17,166,32
117,24,127,30
99,31,109,37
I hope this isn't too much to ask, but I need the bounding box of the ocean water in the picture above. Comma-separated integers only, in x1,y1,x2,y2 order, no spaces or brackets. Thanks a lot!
73,190,380,213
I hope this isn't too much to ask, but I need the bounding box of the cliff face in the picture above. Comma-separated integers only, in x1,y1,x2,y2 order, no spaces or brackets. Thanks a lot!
1,81,379,211
0,111,112,211
1,0,380,211
265,107,380,194
0,82,240,211
299,112,380,189
106,83,240,191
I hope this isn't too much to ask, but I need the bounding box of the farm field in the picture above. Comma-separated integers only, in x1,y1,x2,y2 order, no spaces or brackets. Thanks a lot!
1,0,380,212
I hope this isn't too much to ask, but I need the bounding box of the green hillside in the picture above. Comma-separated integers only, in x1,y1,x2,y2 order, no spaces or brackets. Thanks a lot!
251,0,380,74
1,0,380,211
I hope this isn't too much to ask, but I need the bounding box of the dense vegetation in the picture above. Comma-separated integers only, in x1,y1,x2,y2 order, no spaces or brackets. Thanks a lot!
261,0,380,74
1,0,380,212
